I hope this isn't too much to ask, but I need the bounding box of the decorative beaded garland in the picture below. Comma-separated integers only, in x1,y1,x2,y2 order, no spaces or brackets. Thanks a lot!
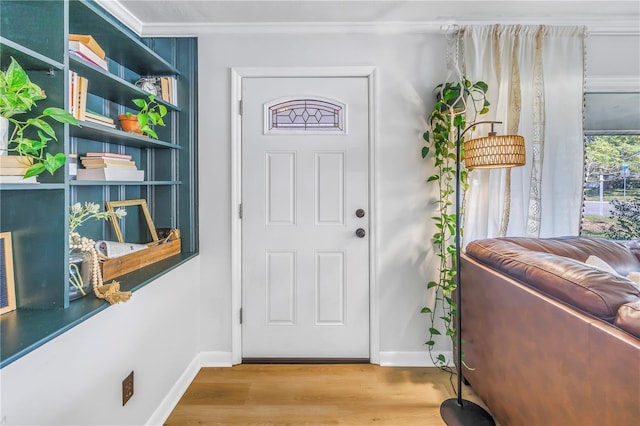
70,231,103,288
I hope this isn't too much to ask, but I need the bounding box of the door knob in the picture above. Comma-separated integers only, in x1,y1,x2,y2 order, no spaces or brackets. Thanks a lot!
355,209,366,218
355,228,366,238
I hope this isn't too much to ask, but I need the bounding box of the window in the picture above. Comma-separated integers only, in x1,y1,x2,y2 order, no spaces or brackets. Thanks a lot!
265,98,345,133
581,92,640,239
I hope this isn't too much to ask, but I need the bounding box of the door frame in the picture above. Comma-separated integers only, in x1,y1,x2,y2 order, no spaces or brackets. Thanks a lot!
230,67,379,364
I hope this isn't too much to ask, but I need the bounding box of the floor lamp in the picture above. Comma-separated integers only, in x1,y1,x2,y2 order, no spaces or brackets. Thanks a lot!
440,120,525,426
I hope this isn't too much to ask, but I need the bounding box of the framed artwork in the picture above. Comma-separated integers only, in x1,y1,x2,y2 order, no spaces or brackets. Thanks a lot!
1,232,17,315
105,199,158,243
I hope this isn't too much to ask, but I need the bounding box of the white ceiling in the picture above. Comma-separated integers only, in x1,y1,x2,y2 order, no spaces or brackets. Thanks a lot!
98,1,640,35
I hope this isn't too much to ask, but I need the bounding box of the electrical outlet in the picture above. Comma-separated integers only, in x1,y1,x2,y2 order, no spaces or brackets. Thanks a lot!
122,371,134,406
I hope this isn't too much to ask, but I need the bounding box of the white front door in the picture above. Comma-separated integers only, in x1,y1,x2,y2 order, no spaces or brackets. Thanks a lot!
241,76,370,359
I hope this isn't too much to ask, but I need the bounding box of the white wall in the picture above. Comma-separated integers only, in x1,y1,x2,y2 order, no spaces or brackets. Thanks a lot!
0,258,201,425
587,34,640,79
197,31,460,363
197,29,640,365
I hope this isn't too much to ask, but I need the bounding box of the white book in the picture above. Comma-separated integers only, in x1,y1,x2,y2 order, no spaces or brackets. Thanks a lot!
69,40,108,70
0,175,38,184
69,71,77,117
83,117,116,128
77,168,144,181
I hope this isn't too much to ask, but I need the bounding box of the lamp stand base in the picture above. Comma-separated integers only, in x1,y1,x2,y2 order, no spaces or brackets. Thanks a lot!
440,398,496,426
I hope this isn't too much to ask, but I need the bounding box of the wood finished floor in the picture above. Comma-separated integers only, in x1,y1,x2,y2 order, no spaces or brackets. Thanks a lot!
164,364,495,425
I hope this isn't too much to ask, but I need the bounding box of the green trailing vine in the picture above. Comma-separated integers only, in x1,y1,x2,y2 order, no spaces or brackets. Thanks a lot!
421,78,490,369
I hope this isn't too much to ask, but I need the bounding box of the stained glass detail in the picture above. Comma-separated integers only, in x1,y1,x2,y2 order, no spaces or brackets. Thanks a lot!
268,99,344,132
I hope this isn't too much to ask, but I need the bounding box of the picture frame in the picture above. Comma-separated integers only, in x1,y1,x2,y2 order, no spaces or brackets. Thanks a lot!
1,232,17,315
105,199,159,243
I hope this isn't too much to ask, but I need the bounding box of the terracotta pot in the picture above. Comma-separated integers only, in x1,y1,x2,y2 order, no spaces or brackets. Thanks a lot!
118,114,142,134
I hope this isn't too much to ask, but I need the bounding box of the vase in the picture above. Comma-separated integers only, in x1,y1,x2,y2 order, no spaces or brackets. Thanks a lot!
0,116,8,155
69,251,91,301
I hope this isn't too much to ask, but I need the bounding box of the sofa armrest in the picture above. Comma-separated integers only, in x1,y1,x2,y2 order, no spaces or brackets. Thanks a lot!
616,300,640,337
460,253,640,426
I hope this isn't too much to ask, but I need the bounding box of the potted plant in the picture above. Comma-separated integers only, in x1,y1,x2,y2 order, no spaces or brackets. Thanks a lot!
118,94,167,139
0,57,79,178
420,77,490,370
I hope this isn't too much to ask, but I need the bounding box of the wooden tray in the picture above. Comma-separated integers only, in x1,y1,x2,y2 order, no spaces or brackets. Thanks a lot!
101,239,181,280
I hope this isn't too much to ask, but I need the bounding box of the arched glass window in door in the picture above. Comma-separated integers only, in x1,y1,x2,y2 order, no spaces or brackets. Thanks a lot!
266,98,345,133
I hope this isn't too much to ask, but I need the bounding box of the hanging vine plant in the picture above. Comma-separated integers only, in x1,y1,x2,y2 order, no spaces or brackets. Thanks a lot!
421,77,490,369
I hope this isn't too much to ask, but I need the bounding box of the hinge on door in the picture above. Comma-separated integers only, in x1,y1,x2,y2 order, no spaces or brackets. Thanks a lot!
238,99,243,116
239,203,243,219
239,308,243,324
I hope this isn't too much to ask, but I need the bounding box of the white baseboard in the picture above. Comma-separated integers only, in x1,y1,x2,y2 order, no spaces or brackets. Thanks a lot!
146,356,201,426
145,351,233,425
379,351,453,367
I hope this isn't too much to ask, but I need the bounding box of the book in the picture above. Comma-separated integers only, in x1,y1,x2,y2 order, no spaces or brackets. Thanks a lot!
0,175,38,184
68,34,106,59
69,42,108,70
77,168,144,181
160,77,171,103
82,162,138,170
83,117,116,128
170,76,177,104
157,76,178,104
0,166,30,176
80,158,136,166
85,110,114,124
69,70,77,117
68,154,77,179
83,152,133,160
0,156,32,168
76,76,88,121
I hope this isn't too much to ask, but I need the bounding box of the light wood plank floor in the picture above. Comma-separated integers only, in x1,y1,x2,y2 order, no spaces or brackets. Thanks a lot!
165,364,495,425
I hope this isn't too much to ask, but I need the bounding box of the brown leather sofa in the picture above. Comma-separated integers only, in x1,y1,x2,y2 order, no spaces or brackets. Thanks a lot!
460,236,640,426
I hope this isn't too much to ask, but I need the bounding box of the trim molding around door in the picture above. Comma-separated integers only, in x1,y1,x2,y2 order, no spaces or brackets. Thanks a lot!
230,66,379,365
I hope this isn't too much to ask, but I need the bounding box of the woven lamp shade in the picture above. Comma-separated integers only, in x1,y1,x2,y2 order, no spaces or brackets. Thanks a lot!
464,134,526,169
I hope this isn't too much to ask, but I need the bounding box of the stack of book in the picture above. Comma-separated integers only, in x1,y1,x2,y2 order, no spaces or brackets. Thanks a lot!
69,34,108,71
76,152,144,181
0,156,37,183
159,76,178,104
84,110,115,128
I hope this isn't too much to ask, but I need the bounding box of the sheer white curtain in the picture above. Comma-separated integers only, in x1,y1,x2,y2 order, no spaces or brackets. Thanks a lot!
461,25,586,242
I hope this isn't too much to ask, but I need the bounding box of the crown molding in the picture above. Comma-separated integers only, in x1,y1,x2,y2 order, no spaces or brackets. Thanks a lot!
137,21,446,37
93,1,638,38
95,0,143,35
142,19,639,37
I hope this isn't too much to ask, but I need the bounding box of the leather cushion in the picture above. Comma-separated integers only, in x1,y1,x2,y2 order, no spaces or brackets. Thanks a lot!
466,237,640,322
615,301,640,338
489,236,640,276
